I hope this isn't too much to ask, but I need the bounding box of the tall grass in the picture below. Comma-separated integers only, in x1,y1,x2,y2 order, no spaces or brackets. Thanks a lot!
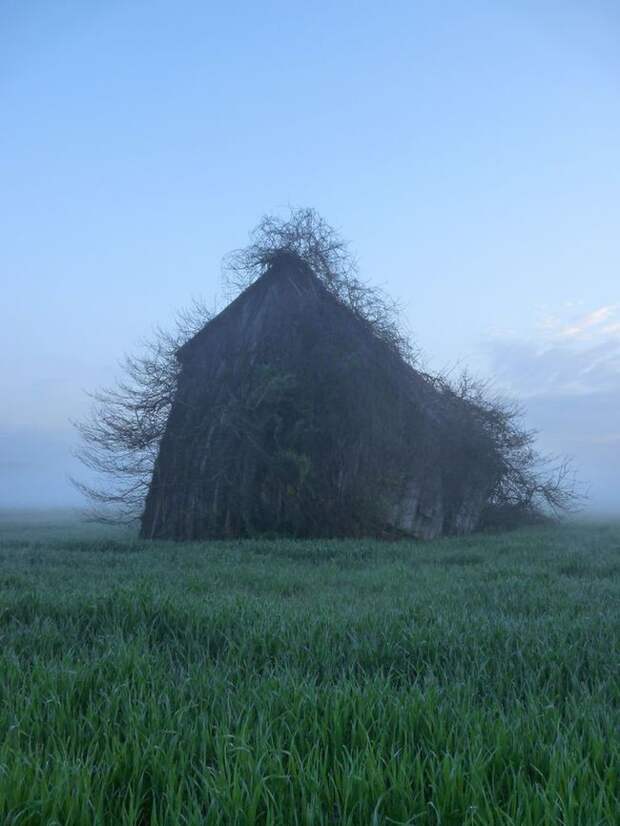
0,517,618,824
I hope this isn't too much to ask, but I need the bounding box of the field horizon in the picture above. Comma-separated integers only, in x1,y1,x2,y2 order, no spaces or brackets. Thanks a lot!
0,515,618,824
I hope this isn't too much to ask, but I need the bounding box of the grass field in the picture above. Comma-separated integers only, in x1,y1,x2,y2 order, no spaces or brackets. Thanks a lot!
0,513,618,825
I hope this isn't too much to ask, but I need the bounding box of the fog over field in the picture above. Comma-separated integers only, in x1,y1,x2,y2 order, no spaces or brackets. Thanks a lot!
2,293,618,514
2,301,619,514
1,1,618,514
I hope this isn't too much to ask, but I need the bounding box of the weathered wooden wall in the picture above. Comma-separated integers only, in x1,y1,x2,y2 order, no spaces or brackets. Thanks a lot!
141,255,497,540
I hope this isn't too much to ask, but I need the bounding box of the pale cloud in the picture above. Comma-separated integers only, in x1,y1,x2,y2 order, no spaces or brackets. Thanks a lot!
488,304,620,398
589,433,620,446
540,304,620,342
484,304,620,512
488,335,620,399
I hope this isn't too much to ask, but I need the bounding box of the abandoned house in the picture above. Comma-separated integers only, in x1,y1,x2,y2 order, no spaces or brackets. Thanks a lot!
140,251,499,540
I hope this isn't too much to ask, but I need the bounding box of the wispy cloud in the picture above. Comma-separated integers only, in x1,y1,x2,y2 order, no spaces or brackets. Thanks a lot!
488,305,620,399
539,304,620,344
484,304,620,512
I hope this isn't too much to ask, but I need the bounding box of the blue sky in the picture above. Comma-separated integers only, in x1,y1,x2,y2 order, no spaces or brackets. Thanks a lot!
1,0,619,510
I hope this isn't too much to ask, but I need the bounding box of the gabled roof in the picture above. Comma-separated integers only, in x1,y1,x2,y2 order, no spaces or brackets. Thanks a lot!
177,252,329,363
174,251,443,416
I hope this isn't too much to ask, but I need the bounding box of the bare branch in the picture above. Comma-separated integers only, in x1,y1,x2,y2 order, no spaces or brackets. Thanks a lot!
73,211,580,532
72,298,213,522
223,207,418,365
